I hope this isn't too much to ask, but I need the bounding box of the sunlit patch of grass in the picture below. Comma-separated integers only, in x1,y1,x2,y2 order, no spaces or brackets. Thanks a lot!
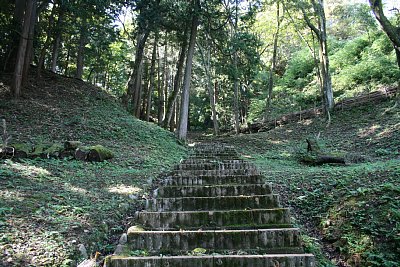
107,185,142,196
3,159,52,178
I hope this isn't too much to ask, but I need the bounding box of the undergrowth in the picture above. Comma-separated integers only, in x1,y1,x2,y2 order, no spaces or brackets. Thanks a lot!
0,71,187,266
222,100,400,266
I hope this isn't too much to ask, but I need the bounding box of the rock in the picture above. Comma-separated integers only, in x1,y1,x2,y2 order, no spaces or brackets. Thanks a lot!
118,233,127,245
78,244,88,259
86,145,114,162
64,141,83,150
114,244,124,255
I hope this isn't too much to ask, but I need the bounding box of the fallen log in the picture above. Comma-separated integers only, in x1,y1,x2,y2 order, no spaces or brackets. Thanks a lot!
300,138,346,165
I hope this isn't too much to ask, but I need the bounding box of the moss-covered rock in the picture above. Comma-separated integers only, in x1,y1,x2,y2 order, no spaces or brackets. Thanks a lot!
87,145,114,162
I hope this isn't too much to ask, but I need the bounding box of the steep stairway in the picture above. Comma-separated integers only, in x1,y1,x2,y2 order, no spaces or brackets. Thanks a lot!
105,143,315,267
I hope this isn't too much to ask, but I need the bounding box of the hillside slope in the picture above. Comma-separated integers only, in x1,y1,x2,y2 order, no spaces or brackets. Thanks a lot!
0,70,187,266
216,101,400,266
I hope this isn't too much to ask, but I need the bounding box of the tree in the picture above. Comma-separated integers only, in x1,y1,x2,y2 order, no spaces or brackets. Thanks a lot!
267,0,283,109
12,0,36,98
369,0,400,69
177,0,200,140
297,0,334,113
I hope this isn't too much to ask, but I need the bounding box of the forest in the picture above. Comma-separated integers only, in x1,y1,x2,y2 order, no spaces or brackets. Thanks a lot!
0,0,400,266
1,0,399,138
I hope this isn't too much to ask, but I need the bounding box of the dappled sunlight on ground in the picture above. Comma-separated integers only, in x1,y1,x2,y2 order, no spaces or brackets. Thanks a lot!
107,185,143,196
358,124,381,138
376,123,399,139
2,160,52,178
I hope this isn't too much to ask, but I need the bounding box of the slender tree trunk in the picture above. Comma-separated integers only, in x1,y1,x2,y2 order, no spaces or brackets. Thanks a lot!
64,45,70,76
301,0,334,112
232,0,240,134
141,61,150,119
163,32,188,128
177,0,199,140
51,1,64,73
267,0,282,109
37,3,56,78
22,0,37,87
369,0,400,69
75,25,87,79
127,31,150,115
146,36,158,122
134,61,144,117
207,48,219,136
198,39,219,135
158,35,168,124
12,0,34,98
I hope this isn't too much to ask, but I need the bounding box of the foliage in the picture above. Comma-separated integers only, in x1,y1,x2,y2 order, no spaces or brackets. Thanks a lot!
0,72,187,266
220,100,400,266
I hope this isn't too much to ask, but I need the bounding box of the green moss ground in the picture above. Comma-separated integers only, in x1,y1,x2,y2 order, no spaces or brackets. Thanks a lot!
217,101,400,266
0,72,187,266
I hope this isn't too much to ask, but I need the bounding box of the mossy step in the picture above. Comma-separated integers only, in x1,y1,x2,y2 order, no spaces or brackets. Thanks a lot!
156,184,272,198
126,228,302,254
181,159,248,164
163,175,264,186
172,169,261,177
145,194,280,211
106,254,315,267
136,208,291,230
175,162,257,171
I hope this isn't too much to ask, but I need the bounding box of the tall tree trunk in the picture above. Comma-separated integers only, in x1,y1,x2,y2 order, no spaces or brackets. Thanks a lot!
37,2,56,78
4,0,26,72
369,0,400,69
177,0,200,140
134,60,144,117
146,36,158,122
12,0,34,98
75,25,87,79
64,45,70,76
301,0,334,112
267,0,282,109
232,0,240,134
127,31,150,116
51,1,64,73
141,61,150,119
198,39,219,135
163,32,188,129
158,34,168,124
22,0,37,87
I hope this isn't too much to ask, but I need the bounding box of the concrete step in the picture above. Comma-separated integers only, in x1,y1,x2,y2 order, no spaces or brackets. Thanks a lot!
172,168,261,177
163,175,265,186
106,254,316,267
126,228,303,254
155,184,272,198
175,162,256,171
136,208,292,230
181,159,248,164
145,194,281,211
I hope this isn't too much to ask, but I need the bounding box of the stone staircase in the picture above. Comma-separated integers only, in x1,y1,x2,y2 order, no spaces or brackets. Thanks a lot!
105,143,315,267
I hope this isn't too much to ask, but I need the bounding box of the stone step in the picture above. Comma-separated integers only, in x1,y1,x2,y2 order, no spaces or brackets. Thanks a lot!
181,159,248,164
136,208,292,230
126,228,303,254
172,169,261,176
155,184,272,198
175,162,256,171
163,175,264,186
106,254,316,267
145,195,280,211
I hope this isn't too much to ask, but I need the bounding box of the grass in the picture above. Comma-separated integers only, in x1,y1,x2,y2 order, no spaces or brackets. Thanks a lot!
0,71,187,266
218,100,400,266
